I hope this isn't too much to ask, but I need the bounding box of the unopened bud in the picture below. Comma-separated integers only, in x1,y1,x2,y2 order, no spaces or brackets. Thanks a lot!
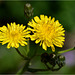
24,3,34,18
41,52,50,63
49,53,57,66
57,55,65,67
58,55,65,61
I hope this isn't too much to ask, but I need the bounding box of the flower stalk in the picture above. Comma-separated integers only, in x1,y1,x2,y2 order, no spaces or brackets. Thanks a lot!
27,67,61,73
58,47,75,54
16,60,30,75
15,48,29,60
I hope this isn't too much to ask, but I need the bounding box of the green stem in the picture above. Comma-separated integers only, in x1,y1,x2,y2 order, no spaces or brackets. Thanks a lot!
27,68,49,73
15,48,29,60
16,60,30,75
58,47,75,54
27,40,30,55
27,67,62,73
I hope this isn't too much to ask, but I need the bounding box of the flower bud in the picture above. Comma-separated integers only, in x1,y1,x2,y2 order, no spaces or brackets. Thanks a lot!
49,53,57,66
49,53,56,59
24,3,34,18
58,55,65,61
41,52,50,63
57,61,65,67
57,55,65,67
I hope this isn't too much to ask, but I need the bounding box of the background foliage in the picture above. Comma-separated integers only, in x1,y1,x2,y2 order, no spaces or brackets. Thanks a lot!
0,1,75,74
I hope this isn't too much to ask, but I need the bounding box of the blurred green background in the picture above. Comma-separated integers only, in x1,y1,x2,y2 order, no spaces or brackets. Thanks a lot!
0,1,75,74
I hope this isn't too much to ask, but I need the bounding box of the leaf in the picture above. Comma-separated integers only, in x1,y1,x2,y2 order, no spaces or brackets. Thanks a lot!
18,44,29,56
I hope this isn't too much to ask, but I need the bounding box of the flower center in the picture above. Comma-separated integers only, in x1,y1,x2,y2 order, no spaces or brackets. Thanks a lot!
9,30,20,40
38,24,54,40
11,31,18,36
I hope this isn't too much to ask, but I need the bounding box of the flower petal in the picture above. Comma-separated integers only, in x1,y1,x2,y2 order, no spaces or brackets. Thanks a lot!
42,42,47,50
35,39,40,44
34,16,40,23
51,45,55,52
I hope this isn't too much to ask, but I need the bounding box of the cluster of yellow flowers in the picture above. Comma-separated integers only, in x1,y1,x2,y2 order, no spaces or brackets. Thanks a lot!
0,15,65,52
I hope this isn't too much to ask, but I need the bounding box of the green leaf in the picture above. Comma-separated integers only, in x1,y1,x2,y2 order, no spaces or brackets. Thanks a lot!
0,44,22,73
18,44,29,56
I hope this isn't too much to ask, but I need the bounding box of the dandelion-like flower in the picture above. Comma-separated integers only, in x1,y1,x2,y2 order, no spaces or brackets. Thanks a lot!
28,15,65,52
0,22,30,49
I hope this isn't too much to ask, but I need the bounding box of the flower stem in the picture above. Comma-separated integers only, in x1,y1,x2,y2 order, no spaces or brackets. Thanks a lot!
27,67,61,73
16,60,30,75
15,48,29,60
58,47,75,54
27,40,30,55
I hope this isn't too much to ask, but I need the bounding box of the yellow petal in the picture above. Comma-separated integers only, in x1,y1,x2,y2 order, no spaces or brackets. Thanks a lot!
7,23,10,29
55,20,61,27
0,26,7,32
24,41,28,45
51,45,55,52
19,42,25,46
49,16,51,21
34,16,40,23
42,42,47,50
15,43,19,48
51,17,55,23
31,38,35,41
2,40,9,45
25,35,31,38
11,42,15,47
40,41,42,46
7,43,11,49
32,19,36,25
44,16,48,23
53,40,63,47
35,39,40,44
45,41,51,47
40,15,44,21
30,35,36,41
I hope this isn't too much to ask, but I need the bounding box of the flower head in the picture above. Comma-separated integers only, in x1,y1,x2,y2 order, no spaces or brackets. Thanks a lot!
28,15,65,52
0,22,30,49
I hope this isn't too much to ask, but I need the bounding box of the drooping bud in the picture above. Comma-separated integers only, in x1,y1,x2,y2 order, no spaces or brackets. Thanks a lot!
41,52,50,63
49,53,57,66
58,55,65,61
57,55,65,67
24,3,34,18
57,61,65,67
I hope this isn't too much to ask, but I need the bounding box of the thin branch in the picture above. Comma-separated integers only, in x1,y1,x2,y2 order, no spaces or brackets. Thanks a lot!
27,68,49,73
15,48,29,60
27,67,62,73
16,60,30,75
44,63,61,71
58,47,75,54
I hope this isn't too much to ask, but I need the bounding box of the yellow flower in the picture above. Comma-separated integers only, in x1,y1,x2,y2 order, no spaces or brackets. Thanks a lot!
0,22,30,49
28,15,65,52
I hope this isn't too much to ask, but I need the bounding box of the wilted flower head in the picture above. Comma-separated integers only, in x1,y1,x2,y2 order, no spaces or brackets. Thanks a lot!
28,15,65,52
0,22,30,49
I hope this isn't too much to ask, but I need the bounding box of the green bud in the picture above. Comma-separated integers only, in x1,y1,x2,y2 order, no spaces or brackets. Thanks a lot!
58,55,65,61
49,53,56,59
49,53,57,66
56,55,65,67
41,53,50,63
24,3,34,18
57,61,65,67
